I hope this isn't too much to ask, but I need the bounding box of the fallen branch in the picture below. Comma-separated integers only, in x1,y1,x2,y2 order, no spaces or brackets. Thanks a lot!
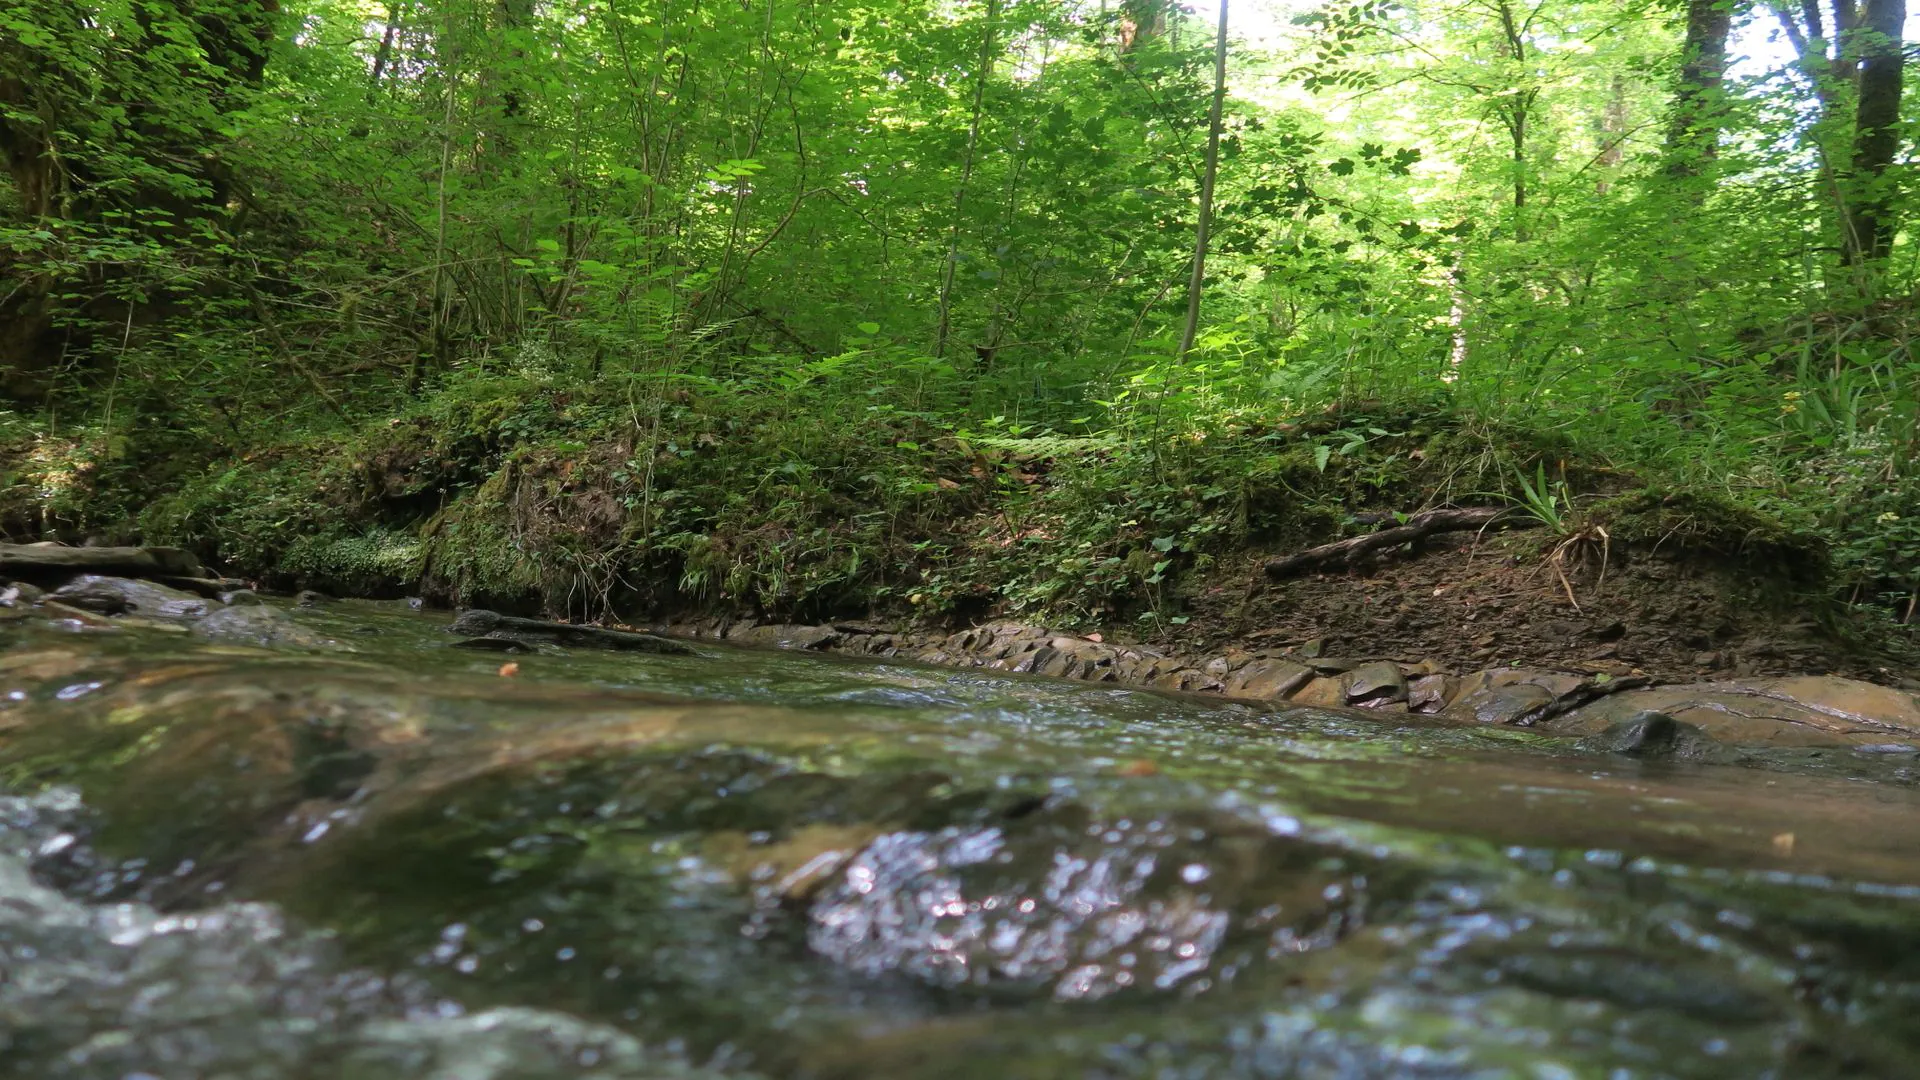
0,543,206,579
1264,506,1537,579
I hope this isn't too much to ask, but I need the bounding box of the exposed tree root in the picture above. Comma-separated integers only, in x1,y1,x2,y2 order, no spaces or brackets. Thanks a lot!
1263,506,1538,580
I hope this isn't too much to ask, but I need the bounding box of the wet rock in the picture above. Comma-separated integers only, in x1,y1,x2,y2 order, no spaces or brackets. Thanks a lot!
192,605,339,649
805,811,1371,1002
1575,710,1694,758
1458,681,1556,726
295,589,335,608
0,581,45,607
1549,677,1920,750
1761,676,1920,731
52,575,208,619
1289,677,1349,708
1035,639,1114,679
448,609,695,654
1150,668,1223,694
1345,661,1408,708
1306,657,1355,675
1407,673,1455,714
1223,659,1313,701
1492,945,1777,1023
723,623,841,651
40,599,116,628
219,589,265,606
405,596,425,611
1448,669,1593,726
450,637,535,654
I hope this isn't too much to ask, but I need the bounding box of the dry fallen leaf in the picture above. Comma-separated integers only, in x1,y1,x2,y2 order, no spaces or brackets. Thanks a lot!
1086,632,1104,643
937,477,962,490
498,662,521,677
1772,832,1795,856
1116,759,1158,778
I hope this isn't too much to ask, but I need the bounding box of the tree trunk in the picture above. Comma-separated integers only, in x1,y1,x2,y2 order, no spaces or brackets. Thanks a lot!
1845,0,1905,263
1493,1,1534,238
1119,0,1168,52
369,0,407,90
934,0,1001,361
1178,0,1229,360
1666,0,1734,177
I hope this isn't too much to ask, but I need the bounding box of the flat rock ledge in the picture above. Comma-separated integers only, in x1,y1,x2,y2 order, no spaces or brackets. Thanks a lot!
660,617,1920,752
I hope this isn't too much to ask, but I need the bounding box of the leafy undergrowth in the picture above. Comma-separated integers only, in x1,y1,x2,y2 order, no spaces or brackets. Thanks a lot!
7,370,1883,654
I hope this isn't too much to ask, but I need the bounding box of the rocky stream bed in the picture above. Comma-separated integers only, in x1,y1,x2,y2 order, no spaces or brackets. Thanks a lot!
4,545,1920,1078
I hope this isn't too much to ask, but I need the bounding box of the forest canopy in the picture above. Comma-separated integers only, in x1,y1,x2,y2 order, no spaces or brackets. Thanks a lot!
3,0,1919,621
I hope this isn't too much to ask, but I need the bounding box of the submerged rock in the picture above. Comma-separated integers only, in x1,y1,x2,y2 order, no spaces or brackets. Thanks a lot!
0,581,45,607
448,609,694,654
192,604,341,649
728,623,842,651
52,574,209,619
1573,710,1730,760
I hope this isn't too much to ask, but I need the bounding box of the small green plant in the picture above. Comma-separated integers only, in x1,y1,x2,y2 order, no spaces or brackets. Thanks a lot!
1510,461,1571,533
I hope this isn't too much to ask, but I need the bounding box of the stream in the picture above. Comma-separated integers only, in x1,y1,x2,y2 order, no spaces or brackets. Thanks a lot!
3,598,1920,1078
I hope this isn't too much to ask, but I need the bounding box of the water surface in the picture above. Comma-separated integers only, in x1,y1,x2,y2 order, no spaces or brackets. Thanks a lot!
2,600,1918,1078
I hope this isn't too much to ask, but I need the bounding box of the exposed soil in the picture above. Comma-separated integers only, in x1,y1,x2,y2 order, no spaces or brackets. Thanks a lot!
1163,528,1917,688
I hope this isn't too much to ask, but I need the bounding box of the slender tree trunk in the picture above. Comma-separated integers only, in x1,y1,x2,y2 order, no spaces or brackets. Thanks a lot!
425,36,460,388
1845,0,1905,263
1771,1,1859,275
1493,2,1534,238
369,0,406,89
1666,0,1734,177
1445,239,1470,381
934,0,1000,361
1178,0,1229,360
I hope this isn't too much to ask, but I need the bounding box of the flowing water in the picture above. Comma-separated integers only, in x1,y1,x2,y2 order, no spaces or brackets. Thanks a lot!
2,600,1919,1079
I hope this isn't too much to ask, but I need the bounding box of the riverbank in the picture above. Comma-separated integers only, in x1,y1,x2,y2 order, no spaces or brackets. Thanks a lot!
5,379,1917,687
8,542,1920,756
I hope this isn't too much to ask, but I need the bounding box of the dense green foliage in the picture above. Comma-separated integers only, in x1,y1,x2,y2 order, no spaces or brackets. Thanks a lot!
2,0,1919,621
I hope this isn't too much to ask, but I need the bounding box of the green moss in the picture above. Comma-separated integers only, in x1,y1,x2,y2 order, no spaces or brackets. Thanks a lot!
280,529,425,596
419,470,547,610
1588,488,1827,585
